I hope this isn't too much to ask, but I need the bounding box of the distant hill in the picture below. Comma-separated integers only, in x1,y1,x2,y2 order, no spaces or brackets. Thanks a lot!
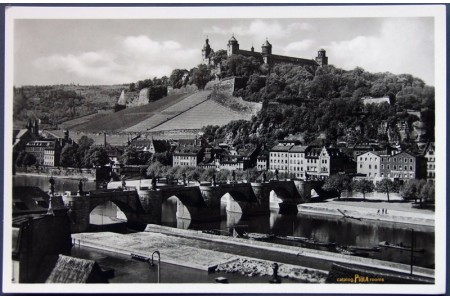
13,84,126,129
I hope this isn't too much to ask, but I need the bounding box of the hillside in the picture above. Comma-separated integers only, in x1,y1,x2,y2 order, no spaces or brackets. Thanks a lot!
124,90,211,132
68,92,193,132
149,93,260,132
13,84,126,129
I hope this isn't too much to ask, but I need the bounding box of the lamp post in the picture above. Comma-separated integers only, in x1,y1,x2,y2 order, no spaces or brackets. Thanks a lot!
410,228,414,275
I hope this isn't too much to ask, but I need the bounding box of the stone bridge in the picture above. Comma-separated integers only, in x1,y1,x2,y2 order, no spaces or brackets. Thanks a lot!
63,180,315,233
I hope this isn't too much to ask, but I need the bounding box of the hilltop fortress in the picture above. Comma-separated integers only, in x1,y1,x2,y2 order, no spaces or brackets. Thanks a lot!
202,35,328,68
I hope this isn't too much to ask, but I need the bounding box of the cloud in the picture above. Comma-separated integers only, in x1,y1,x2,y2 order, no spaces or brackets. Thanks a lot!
325,19,434,85
204,20,312,43
33,35,199,84
284,39,315,54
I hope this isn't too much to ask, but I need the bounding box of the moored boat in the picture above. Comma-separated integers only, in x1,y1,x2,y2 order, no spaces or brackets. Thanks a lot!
243,232,275,241
378,241,425,253
276,235,335,248
347,245,381,252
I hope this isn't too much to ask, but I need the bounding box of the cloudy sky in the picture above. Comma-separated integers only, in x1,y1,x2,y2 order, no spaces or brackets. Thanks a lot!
13,17,435,86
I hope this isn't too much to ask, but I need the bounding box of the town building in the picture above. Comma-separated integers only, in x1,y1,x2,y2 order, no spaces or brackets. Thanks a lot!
288,145,310,179
129,138,171,154
380,152,425,181
356,151,382,181
256,146,269,171
423,142,435,182
25,140,62,166
172,145,205,167
305,146,349,180
269,142,295,173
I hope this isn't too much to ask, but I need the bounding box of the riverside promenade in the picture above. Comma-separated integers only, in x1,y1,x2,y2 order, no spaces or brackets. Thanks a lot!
72,224,435,281
299,199,435,227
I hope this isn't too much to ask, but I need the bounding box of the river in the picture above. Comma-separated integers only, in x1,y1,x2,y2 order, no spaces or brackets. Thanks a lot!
13,175,435,269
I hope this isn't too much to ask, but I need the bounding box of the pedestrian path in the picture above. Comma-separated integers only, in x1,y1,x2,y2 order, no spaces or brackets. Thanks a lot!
299,200,434,227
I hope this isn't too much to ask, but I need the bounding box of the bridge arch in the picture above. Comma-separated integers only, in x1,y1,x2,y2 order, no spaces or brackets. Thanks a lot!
88,199,135,223
162,193,201,221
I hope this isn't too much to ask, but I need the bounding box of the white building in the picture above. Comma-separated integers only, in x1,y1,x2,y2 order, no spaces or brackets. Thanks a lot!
269,143,294,173
356,151,382,181
288,146,309,179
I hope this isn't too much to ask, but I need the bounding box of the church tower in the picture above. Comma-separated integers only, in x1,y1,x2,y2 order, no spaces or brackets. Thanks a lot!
227,34,239,57
261,38,272,64
202,36,212,65
315,49,328,67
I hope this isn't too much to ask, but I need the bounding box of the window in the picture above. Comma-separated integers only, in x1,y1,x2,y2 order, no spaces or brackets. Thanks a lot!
404,158,407,163
410,166,413,171
359,164,362,169
393,158,397,162
375,165,377,169
393,166,396,170
410,158,413,163
382,165,384,169
369,165,371,169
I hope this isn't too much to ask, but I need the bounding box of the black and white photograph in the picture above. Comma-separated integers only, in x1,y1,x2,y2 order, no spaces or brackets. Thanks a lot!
3,4,446,294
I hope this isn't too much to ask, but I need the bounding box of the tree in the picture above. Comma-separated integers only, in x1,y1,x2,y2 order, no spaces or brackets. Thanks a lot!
322,174,352,200
199,168,216,182
186,167,201,182
352,179,375,201
400,179,425,202
146,161,164,178
85,147,110,167
121,147,139,165
152,151,172,166
60,144,80,168
22,153,37,167
375,178,399,202
419,181,435,207
190,64,211,90
15,151,26,166
169,69,189,89
77,135,95,165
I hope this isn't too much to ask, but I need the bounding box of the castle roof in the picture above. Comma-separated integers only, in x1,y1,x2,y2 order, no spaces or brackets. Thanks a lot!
262,39,272,47
270,54,318,66
228,35,238,43
236,49,264,60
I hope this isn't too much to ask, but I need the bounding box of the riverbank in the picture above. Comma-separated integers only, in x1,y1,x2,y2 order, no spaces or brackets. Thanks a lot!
15,172,96,182
299,199,434,227
72,224,435,280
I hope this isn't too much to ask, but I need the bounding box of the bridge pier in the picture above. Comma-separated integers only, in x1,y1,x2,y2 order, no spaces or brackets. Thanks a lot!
224,183,270,216
137,189,163,224
62,195,90,233
293,180,312,203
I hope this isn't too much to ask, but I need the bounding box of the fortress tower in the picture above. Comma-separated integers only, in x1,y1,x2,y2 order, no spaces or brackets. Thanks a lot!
227,34,239,57
202,37,213,65
261,39,273,64
315,49,328,67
